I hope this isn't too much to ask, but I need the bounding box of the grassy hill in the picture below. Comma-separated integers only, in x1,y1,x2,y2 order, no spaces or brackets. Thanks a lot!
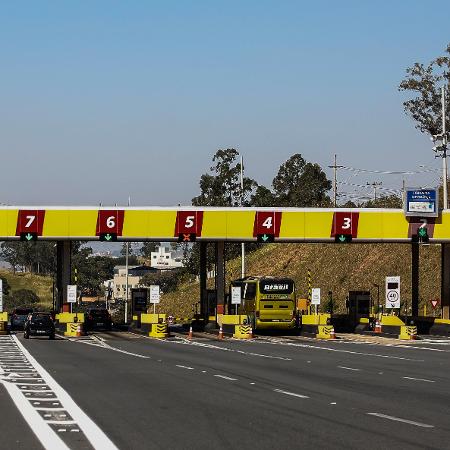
0,270,53,310
159,243,442,317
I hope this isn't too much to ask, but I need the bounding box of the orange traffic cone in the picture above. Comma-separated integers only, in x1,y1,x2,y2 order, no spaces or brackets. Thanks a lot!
218,326,223,340
249,327,253,339
187,325,193,340
330,327,336,339
76,324,82,337
374,319,382,334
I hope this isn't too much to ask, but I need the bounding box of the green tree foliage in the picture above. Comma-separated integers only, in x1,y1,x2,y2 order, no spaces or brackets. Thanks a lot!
399,43,450,136
0,242,56,274
72,247,116,295
192,149,258,206
250,185,277,207
272,154,332,207
140,242,160,258
140,270,184,294
363,194,403,209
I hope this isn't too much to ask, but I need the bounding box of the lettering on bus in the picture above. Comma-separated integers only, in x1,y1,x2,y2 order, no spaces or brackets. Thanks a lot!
259,279,294,294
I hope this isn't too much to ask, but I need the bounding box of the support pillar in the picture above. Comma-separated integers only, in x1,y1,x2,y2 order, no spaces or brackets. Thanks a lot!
411,243,419,317
199,242,207,318
441,243,450,319
215,241,225,316
56,241,72,313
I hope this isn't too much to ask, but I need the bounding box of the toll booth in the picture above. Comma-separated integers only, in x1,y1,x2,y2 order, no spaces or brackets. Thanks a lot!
131,288,148,327
348,291,371,325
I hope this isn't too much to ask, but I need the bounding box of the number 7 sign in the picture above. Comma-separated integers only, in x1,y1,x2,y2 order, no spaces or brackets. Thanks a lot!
16,210,46,236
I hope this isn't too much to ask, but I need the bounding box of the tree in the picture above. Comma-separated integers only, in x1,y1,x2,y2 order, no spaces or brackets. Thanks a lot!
141,242,160,258
363,194,403,209
121,243,134,257
399,44,450,136
192,149,258,207
272,154,332,207
140,270,184,294
250,185,277,207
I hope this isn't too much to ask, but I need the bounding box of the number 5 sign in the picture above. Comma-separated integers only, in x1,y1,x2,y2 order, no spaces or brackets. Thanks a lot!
96,210,125,236
175,211,204,236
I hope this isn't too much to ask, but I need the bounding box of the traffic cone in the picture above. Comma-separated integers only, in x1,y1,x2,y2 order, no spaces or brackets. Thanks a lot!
330,326,336,339
374,319,382,334
187,325,193,340
248,326,253,339
76,324,82,337
218,326,223,340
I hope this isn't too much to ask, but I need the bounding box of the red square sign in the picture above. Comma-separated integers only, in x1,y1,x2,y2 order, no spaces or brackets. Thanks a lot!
253,211,282,237
331,212,359,238
96,210,125,236
16,210,46,236
175,211,204,236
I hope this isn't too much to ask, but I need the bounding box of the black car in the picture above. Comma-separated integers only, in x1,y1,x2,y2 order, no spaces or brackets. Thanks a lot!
10,308,34,331
85,308,112,331
24,312,55,339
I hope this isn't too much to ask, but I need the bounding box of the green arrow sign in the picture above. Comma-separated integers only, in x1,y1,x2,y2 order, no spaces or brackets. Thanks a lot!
418,227,427,237
262,234,269,242
104,234,112,241
26,233,33,241
339,235,346,242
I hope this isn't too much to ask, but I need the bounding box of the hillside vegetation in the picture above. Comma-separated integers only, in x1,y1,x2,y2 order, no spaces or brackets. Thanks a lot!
160,243,442,317
0,270,53,310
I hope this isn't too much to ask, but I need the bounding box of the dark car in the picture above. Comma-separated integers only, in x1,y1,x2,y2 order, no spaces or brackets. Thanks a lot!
85,308,112,331
10,308,34,331
24,312,55,339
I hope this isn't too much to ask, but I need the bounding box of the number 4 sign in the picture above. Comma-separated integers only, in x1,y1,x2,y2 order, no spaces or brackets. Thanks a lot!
253,211,282,237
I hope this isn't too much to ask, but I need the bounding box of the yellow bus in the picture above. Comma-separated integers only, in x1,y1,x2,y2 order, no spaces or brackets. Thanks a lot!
230,276,297,331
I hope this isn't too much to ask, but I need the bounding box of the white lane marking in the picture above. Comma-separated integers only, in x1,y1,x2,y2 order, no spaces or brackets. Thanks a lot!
338,366,361,371
250,382,256,385
251,339,424,362
176,365,194,370
367,413,434,428
273,389,309,399
166,339,291,360
330,402,337,405
1,375,70,449
214,375,237,381
13,335,118,450
402,376,435,383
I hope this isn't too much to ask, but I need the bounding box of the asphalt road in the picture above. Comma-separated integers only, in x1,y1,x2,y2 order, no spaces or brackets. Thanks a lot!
2,331,450,450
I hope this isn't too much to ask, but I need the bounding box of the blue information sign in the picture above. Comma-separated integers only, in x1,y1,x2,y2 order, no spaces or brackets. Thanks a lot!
404,188,438,217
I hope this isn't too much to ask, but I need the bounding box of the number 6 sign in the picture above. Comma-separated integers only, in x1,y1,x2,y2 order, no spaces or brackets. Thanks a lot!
96,210,125,236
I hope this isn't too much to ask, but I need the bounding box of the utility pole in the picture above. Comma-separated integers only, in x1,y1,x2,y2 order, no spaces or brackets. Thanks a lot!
367,181,382,201
124,196,130,324
240,155,245,278
432,85,448,209
328,154,343,207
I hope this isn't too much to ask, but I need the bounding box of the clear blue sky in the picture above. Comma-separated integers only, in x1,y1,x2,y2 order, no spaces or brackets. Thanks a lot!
1,1,449,206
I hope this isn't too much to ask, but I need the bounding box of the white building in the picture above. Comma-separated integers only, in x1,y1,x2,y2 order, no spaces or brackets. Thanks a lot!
150,246,183,269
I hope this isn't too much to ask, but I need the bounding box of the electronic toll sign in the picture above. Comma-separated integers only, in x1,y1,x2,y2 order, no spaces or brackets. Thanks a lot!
405,188,438,217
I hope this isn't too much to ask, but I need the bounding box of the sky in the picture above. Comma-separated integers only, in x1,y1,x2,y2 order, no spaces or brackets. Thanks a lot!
0,0,449,206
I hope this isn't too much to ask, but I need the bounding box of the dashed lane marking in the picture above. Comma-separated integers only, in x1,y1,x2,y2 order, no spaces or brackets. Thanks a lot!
214,375,237,381
273,389,309,399
367,413,434,428
338,366,361,371
176,365,194,370
402,376,435,383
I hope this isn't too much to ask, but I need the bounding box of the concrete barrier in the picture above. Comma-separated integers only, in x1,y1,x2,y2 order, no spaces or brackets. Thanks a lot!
141,314,168,338
64,322,84,337
233,324,253,339
0,312,8,335
399,325,417,340
316,325,336,339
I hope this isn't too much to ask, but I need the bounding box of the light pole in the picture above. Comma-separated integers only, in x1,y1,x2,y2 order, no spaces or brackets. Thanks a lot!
372,283,380,317
432,85,448,209
240,154,245,279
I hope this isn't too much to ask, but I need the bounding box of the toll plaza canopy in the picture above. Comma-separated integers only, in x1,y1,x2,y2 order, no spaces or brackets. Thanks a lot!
0,206,448,242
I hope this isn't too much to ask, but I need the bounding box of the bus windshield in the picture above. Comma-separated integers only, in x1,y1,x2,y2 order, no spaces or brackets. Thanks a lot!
259,279,294,295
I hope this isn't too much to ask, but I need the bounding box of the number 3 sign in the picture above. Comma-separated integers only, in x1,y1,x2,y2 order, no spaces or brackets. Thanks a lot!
331,212,359,238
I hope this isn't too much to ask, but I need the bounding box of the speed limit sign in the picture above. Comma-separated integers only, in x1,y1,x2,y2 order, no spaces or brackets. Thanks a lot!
385,276,400,309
